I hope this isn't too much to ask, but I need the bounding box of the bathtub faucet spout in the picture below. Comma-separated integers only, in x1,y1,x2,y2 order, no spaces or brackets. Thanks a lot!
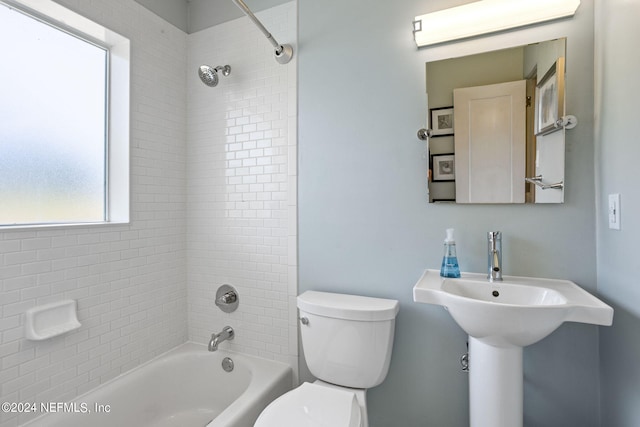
208,326,234,351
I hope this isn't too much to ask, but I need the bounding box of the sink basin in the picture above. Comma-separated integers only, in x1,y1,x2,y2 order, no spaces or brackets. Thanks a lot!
413,269,613,347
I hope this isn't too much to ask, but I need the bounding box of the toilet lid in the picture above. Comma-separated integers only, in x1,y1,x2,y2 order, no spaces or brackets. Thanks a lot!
254,382,361,427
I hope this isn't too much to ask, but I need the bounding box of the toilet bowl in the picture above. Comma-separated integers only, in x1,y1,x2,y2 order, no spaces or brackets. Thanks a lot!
254,291,399,427
255,381,362,427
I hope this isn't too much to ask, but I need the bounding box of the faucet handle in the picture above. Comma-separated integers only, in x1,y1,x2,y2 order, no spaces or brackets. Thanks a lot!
217,291,237,304
488,231,502,241
215,285,239,313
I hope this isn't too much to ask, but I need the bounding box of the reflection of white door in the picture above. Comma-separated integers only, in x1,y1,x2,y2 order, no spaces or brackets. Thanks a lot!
454,80,526,203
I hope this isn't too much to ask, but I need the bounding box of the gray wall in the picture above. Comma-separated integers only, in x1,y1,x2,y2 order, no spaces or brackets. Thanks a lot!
298,0,600,426
595,0,640,425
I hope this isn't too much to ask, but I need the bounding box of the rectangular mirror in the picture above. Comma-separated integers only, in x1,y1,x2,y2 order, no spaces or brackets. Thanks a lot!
426,38,566,204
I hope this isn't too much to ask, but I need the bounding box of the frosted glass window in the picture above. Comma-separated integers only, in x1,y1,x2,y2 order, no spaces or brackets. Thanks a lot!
0,4,108,226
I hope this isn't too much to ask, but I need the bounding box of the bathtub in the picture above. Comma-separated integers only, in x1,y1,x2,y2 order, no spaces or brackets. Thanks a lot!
23,342,292,427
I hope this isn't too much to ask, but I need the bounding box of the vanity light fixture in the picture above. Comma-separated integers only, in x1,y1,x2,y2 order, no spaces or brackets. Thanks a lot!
413,0,581,47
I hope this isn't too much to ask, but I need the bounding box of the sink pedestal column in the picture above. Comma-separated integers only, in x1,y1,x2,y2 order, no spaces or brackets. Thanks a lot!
469,337,523,427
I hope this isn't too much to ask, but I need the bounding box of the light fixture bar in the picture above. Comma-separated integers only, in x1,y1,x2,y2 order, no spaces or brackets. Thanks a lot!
413,0,580,47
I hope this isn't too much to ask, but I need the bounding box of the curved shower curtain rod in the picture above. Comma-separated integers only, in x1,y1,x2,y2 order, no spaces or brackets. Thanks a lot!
231,0,293,64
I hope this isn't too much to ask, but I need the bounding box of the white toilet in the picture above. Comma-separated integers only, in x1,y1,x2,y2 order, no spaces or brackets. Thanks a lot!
255,290,400,427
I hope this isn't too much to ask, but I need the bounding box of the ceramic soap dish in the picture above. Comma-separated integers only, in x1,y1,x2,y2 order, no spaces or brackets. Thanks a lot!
25,300,81,341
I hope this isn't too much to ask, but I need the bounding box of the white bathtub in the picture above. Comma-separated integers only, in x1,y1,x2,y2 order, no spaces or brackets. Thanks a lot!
23,342,292,427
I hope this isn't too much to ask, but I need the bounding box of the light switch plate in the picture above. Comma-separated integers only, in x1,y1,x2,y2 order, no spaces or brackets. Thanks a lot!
608,193,621,230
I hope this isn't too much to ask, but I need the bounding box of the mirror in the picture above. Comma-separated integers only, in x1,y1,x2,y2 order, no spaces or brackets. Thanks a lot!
426,38,566,204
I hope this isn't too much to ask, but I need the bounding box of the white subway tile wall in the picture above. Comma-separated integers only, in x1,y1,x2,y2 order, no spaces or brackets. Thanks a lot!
0,1,188,426
186,2,298,372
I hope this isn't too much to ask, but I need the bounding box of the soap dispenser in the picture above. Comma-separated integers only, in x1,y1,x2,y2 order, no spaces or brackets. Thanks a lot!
440,228,461,278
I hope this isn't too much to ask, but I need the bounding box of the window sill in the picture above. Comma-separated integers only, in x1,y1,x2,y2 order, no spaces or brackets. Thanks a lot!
0,220,131,232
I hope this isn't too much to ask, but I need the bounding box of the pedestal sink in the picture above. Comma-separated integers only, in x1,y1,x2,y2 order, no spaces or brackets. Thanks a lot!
413,269,613,427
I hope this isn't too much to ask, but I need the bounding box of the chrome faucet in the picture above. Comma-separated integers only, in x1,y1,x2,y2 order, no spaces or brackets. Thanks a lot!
208,326,234,352
487,231,503,282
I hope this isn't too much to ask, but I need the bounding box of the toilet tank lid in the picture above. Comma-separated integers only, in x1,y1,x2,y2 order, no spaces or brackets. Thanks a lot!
297,291,399,321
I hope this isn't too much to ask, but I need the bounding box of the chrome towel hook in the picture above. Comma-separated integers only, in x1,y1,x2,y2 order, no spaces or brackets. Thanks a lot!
417,128,432,141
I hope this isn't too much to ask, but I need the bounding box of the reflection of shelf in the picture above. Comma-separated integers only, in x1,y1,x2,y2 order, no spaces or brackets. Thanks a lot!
25,300,81,341
525,175,564,190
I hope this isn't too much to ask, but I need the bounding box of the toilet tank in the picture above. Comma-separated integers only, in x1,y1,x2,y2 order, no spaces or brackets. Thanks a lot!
297,291,399,389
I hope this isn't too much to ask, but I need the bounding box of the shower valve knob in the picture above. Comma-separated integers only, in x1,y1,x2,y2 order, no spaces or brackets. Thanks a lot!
215,285,239,313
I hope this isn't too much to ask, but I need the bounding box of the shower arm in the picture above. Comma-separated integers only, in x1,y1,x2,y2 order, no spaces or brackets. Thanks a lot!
231,0,293,64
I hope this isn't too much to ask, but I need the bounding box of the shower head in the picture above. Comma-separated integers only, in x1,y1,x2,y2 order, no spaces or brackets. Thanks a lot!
198,65,231,87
